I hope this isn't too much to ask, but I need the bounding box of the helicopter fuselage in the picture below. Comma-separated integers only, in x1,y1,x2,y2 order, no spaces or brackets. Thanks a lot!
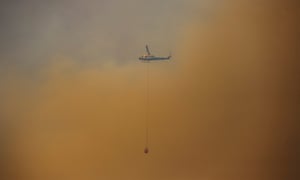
139,55,171,61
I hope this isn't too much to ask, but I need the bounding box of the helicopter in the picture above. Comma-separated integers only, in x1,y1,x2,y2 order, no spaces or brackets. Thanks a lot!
139,45,171,61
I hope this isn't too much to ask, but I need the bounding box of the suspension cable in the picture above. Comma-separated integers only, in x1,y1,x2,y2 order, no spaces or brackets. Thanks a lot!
144,62,150,154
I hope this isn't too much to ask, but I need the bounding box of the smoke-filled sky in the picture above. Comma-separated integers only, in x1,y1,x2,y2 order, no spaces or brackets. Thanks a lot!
0,0,213,68
0,0,299,180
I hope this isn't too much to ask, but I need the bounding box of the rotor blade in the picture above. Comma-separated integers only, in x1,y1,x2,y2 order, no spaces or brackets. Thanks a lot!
146,45,151,55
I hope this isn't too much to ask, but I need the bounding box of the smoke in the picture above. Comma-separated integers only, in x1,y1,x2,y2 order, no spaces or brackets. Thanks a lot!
0,0,299,179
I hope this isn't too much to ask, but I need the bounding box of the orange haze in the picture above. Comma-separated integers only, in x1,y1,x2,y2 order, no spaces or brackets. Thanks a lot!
0,0,299,179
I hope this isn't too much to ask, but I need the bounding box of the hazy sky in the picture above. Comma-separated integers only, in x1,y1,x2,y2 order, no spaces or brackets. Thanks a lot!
0,1,299,180
0,0,212,68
